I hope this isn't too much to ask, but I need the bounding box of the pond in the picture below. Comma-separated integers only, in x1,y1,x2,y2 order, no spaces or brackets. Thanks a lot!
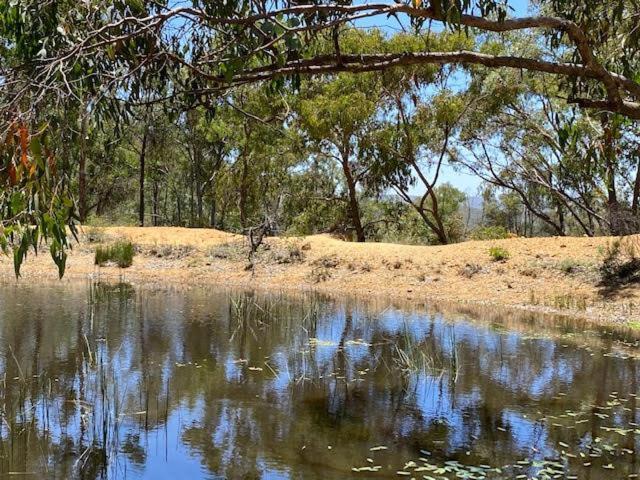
0,282,639,479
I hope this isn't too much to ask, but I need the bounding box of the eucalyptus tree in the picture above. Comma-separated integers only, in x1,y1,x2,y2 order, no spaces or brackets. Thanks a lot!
367,90,468,244
221,87,295,232
144,109,184,226
79,120,139,221
457,65,639,236
279,153,346,236
455,76,597,236
296,73,382,242
179,109,229,228
3,1,638,119
2,0,640,273
195,110,236,228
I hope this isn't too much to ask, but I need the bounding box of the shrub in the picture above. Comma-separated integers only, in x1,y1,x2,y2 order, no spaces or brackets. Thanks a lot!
519,267,538,278
600,237,640,286
95,241,135,268
149,244,194,259
488,246,510,262
558,258,581,274
553,293,588,311
208,241,245,261
470,226,510,241
308,267,332,283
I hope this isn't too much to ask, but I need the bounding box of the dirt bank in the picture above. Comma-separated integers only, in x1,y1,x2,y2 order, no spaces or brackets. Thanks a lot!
1,226,638,325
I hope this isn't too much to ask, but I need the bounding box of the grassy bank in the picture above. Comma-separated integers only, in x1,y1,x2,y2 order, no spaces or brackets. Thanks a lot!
2,226,639,325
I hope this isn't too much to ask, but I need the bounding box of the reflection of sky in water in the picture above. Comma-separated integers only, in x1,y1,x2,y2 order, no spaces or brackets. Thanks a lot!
0,283,639,479
133,397,212,480
500,409,549,454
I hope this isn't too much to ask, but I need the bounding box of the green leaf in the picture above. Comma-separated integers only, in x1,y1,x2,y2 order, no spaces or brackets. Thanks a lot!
30,136,43,169
50,242,67,279
10,192,24,214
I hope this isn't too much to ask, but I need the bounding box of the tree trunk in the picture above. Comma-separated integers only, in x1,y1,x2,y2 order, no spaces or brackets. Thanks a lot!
192,148,204,226
210,182,217,228
238,154,250,230
78,152,87,223
632,155,640,217
78,116,88,223
340,152,365,242
417,207,448,244
138,127,149,227
152,181,159,226
556,200,565,235
426,189,449,244
176,194,182,226
163,186,168,224
219,199,227,231
601,113,621,235
189,161,195,227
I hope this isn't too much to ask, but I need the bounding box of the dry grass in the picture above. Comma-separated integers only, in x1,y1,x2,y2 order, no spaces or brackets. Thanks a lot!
99,226,238,248
2,226,639,325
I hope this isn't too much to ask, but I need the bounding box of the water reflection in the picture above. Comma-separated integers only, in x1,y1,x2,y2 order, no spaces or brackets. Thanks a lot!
0,281,639,479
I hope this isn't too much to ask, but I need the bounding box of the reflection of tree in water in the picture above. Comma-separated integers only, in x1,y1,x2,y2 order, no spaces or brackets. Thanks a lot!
0,283,639,478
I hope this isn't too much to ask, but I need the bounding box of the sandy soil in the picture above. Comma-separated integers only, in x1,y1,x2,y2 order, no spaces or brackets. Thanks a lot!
1,226,638,325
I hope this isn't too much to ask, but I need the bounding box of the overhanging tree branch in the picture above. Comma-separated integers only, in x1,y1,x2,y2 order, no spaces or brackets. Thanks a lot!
4,2,640,121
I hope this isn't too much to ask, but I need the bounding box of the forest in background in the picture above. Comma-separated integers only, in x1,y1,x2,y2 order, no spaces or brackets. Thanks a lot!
72,31,640,245
1,0,639,276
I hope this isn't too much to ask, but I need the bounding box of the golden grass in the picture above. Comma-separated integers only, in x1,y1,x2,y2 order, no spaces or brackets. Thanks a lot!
3,227,638,325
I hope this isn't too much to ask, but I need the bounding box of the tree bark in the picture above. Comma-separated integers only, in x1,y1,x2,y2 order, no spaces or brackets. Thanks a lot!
632,155,640,217
556,199,565,235
193,149,204,226
238,152,250,230
425,186,449,244
210,181,217,228
340,151,365,242
78,115,88,223
152,180,159,226
138,126,149,227
175,190,182,225
601,113,621,235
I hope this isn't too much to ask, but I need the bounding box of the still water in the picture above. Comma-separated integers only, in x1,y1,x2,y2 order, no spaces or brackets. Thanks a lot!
0,282,639,479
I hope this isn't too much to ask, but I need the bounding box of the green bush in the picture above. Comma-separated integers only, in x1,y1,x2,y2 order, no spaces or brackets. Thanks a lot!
95,241,135,268
470,226,510,241
488,246,510,262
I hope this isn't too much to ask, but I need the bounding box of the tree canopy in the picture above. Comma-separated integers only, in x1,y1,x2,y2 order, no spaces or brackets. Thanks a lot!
2,1,639,120
0,0,639,275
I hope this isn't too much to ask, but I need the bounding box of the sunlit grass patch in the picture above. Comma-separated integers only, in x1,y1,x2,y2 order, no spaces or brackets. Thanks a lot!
95,241,135,268
488,246,510,262
627,321,640,330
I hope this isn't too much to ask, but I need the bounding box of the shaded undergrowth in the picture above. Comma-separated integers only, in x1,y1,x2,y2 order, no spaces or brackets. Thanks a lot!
598,237,640,297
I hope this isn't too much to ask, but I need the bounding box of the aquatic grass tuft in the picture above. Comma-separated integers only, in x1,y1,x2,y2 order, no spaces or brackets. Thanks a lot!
95,241,135,268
